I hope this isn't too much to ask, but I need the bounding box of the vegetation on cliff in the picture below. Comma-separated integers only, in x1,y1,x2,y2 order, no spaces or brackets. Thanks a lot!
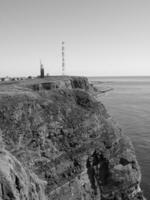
0,76,146,200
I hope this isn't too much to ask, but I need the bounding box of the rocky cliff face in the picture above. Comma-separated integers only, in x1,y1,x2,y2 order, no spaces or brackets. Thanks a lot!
0,76,146,200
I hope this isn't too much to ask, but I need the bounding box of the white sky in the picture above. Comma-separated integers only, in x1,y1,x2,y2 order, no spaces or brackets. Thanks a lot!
0,0,150,77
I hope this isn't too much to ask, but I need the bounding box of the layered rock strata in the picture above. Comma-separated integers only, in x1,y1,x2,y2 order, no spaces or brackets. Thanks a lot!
0,76,146,200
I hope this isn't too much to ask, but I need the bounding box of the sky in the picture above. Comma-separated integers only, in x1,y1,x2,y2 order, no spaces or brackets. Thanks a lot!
0,0,150,77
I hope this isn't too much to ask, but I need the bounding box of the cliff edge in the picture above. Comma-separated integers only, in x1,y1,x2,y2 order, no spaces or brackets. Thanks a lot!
0,76,146,200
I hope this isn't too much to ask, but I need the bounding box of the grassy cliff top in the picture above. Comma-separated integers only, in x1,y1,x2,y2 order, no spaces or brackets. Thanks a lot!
0,76,91,97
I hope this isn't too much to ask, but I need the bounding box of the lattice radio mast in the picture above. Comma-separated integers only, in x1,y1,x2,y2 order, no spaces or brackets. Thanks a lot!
62,41,65,75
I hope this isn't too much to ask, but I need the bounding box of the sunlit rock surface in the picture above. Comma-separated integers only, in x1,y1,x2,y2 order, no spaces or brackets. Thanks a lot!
0,76,146,199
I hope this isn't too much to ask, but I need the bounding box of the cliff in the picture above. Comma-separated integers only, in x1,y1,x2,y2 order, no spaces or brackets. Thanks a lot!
0,76,146,200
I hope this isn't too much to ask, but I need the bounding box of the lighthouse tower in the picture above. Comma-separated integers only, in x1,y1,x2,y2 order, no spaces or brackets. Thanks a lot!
40,60,44,78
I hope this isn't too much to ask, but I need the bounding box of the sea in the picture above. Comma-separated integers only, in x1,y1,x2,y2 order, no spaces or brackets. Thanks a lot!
89,76,150,199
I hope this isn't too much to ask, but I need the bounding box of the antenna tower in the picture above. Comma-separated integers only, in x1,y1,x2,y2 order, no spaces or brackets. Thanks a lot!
62,41,65,75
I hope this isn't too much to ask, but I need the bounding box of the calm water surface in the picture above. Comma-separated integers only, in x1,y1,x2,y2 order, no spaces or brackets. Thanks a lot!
89,77,150,199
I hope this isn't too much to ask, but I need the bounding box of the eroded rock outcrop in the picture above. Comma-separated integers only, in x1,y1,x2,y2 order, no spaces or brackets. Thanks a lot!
28,76,91,92
0,76,146,199
0,132,47,200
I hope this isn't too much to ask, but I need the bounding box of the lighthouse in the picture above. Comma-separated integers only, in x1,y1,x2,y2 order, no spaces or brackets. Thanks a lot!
40,60,45,78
